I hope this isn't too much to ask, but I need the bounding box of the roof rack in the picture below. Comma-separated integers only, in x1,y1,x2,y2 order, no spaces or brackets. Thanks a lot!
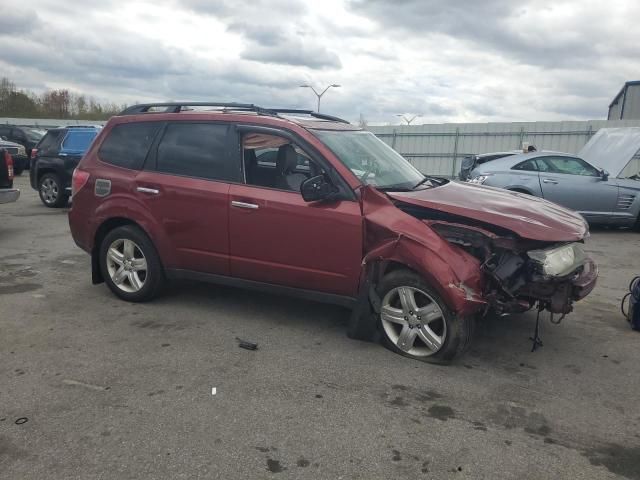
118,102,350,124
269,108,350,124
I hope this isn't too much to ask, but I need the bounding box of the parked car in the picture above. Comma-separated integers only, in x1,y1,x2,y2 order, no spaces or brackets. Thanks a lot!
0,125,46,161
30,126,100,207
0,138,28,175
68,102,597,363
468,151,640,228
0,148,19,204
459,151,520,181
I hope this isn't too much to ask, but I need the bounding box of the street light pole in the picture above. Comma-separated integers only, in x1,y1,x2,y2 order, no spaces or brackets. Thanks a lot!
299,84,341,112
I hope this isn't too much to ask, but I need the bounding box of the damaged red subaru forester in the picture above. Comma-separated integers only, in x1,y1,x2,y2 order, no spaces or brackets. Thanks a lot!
68,103,597,363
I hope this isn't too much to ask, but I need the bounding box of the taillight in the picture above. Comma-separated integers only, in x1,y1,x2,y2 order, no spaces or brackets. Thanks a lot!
5,151,14,180
30,148,38,159
72,168,90,196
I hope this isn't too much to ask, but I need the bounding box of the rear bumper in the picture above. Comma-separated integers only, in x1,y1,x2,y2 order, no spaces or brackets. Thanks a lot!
0,188,20,204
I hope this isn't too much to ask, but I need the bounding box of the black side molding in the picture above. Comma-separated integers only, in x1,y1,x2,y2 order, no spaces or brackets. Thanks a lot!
166,269,357,308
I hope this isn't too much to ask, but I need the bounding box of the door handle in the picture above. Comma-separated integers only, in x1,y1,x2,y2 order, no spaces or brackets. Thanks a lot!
137,187,160,195
542,179,558,184
231,201,259,210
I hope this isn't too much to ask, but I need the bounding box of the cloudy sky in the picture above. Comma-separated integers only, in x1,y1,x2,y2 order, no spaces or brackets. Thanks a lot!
0,0,638,124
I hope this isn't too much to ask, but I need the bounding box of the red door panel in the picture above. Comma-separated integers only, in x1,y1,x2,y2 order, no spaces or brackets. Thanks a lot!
228,184,363,296
134,170,231,274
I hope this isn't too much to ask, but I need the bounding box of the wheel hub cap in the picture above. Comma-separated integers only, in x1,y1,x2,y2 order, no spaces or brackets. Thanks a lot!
380,286,447,357
106,239,148,293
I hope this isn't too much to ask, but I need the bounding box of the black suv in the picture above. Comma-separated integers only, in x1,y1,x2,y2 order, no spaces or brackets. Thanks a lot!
0,125,45,161
30,126,100,207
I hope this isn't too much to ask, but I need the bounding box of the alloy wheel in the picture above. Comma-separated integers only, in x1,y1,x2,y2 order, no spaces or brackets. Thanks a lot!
380,286,447,356
40,177,59,204
106,238,148,293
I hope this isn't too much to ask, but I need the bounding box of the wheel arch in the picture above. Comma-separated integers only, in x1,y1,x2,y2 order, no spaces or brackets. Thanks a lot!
37,167,60,184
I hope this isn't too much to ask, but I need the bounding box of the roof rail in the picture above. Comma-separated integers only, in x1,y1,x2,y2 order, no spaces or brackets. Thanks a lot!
268,109,350,124
119,102,274,116
118,102,350,124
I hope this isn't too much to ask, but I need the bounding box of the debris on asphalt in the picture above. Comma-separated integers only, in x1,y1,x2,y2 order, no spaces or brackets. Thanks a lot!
211,387,217,395
236,337,258,350
15,417,28,425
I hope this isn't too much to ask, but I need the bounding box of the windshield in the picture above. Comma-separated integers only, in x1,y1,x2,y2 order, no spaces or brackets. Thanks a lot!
314,130,426,189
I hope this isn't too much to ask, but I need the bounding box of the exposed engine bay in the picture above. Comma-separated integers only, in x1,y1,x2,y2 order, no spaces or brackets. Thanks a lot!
397,203,597,317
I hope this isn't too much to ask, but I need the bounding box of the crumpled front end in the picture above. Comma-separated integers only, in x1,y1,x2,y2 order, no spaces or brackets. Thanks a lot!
424,219,597,316
359,185,597,321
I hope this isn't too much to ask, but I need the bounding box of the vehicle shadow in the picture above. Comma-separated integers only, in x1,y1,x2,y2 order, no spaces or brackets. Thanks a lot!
159,278,554,366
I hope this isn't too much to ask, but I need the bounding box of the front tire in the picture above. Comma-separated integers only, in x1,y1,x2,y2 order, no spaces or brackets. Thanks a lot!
39,173,68,208
377,270,474,364
99,225,165,302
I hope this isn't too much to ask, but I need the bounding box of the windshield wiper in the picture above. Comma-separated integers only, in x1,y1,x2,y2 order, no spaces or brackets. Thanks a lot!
412,176,432,189
375,185,414,192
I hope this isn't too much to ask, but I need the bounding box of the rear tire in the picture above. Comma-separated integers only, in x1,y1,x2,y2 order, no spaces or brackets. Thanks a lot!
14,163,24,176
99,225,165,302
377,270,475,364
38,173,68,208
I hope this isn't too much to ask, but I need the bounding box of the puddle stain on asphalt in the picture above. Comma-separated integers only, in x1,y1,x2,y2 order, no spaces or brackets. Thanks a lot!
582,444,640,479
0,262,42,295
266,458,285,473
427,405,456,421
0,283,42,295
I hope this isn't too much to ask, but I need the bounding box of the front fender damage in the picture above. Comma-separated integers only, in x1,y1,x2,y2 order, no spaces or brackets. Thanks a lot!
347,185,597,342
347,186,486,341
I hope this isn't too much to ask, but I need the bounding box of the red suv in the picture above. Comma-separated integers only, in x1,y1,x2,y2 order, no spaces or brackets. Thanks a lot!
68,103,597,363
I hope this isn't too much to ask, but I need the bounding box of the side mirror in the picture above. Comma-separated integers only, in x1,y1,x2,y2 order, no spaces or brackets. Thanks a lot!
301,175,333,202
600,168,609,181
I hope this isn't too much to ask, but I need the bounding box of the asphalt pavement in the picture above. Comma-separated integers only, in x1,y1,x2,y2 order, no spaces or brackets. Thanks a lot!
1,174,639,479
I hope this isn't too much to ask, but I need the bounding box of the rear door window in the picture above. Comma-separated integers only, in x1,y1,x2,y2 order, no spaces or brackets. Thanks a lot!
37,130,64,155
98,122,161,170
155,123,239,182
61,130,97,152
512,159,538,171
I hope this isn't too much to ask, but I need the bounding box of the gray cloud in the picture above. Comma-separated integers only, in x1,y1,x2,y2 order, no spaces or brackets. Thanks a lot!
347,0,636,69
182,0,341,70
0,0,637,124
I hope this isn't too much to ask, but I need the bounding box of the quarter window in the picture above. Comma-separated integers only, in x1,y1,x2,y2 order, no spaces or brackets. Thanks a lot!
512,159,538,171
99,122,161,170
156,123,238,181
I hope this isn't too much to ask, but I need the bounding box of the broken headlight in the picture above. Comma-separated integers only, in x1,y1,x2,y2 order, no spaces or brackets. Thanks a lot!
527,243,586,277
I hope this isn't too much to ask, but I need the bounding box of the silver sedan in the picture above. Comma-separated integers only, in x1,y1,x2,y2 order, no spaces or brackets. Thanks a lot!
468,151,640,228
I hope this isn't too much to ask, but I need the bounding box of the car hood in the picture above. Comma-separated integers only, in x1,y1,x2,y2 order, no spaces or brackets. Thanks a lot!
579,127,640,177
386,181,588,242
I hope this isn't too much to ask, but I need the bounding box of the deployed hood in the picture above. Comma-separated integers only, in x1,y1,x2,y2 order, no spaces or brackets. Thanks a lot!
579,128,640,178
386,181,588,242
